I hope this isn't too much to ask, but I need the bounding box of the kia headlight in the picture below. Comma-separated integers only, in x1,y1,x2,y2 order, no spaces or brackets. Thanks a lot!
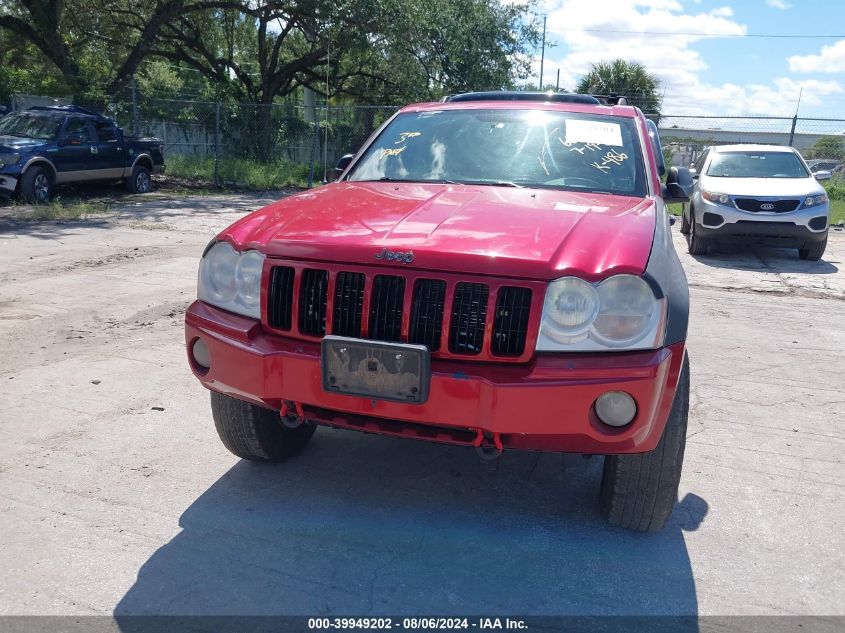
701,190,732,206
197,241,265,318
0,152,20,168
537,275,665,351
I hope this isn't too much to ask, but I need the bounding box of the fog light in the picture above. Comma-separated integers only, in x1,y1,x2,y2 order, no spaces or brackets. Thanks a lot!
191,338,211,369
595,391,637,427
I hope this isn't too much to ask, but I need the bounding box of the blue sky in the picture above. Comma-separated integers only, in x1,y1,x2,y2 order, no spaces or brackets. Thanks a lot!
534,0,845,118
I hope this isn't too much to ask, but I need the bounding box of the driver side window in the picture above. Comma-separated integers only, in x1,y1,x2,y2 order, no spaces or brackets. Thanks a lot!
64,118,93,143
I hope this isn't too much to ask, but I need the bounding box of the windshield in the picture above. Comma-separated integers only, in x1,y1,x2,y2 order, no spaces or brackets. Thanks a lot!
706,151,809,178
0,112,63,140
347,109,647,196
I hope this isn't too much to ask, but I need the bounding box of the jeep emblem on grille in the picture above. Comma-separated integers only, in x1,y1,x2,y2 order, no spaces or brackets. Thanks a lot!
760,203,775,210
375,248,414,263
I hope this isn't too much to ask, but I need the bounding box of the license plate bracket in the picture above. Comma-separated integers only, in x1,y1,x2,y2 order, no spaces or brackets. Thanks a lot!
321,336,430,404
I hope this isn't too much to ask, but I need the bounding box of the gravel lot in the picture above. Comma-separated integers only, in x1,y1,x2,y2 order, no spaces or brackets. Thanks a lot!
0,193,843,619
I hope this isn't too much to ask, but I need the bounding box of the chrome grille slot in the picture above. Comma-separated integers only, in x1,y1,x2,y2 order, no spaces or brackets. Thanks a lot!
449,282,489,355
298,269,328,336
409,279,446,351
491,287,532,356
268,266,295,330
369,275,405,342
332,272,365,337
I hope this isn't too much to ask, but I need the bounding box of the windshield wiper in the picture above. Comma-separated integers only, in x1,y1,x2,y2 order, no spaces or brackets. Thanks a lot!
370,177,461,184
460,179,524,188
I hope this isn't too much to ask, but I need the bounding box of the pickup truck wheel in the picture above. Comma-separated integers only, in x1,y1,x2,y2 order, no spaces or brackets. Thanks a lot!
687,213,709,255
798,237,827,261
21,166,52,204
210,391,316,462
600,353,689,532
126,165,152,194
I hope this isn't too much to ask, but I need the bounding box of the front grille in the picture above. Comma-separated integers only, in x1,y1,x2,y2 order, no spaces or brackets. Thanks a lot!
266,265,534,360
449,282,489,355
268,266,295,330
298,269,328,336
734,198,800,213
409,279,446,351
332,272,365,337
491,287,532,356
369,275,405,342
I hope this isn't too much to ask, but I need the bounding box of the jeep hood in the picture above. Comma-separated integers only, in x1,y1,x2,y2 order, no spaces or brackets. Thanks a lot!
219,182,657,281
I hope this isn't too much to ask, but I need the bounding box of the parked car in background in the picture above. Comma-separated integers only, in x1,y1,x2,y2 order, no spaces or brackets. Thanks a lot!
682,144,830,260
0,105,164,203
806,158,841,174
186,91,694,532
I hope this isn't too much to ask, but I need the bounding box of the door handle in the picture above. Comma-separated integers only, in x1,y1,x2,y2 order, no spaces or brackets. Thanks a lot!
90,146,98,154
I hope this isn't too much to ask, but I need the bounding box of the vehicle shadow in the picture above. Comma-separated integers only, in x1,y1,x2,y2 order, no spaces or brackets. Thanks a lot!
114,430,707,625
690,242,839,274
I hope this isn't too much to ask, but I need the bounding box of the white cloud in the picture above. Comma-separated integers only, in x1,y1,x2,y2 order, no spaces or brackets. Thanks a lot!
530,0,843,116
789,39,845,73
766,0,792,9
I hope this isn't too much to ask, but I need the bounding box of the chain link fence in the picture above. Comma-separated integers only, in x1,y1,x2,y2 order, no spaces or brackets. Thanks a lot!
652,114,845,177
9,92,845,187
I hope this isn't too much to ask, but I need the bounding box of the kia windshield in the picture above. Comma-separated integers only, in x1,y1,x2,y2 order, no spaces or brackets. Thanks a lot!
706,151,809,178
347,109,647,197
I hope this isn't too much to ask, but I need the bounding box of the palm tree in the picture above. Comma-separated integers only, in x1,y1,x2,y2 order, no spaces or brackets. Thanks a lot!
576,59,661,117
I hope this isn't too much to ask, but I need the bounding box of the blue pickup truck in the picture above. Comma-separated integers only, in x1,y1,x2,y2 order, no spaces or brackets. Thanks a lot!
0,105,165,203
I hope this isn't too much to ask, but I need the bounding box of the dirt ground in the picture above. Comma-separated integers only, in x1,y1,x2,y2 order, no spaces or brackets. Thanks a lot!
0,192,843,619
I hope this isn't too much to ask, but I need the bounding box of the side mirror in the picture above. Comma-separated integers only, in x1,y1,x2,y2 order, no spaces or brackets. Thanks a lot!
663,166,694,203
334,153,355,180
814,170,832,181
689,167,698,179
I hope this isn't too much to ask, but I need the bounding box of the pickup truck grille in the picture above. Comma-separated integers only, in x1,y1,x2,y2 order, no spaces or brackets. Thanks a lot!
265,263,539,361
734,198,800,213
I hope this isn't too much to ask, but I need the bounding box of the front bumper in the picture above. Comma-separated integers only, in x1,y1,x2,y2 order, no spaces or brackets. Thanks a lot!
696,198,829,247
0,173,17,196
185,301,686,454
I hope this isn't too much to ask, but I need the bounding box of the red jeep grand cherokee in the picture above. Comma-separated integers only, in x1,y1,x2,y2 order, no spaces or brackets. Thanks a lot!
185,92,694,532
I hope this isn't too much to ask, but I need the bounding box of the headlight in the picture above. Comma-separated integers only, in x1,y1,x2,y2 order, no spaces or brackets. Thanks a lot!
702,190,732,206
0,152,20,168
804,193,828,207
197,242,265,318
537,275,665,352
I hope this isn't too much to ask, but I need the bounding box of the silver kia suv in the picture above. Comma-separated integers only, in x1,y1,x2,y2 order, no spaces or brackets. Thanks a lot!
681,144,831,260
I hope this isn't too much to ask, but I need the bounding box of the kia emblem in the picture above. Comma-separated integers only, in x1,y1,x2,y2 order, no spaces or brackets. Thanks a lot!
760,203,775,210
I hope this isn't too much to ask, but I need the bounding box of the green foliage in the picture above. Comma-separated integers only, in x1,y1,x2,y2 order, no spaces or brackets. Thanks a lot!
576,59,661,115
809,135,845,160
166,154,310,189
822,180,845,201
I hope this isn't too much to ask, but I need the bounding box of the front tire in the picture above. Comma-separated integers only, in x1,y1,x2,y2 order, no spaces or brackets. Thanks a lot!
687,212,709,255
21,166,52,204
210,391,316,462
798,237,827,261
126,164,152,194
680,206,691,235
600,353,690,532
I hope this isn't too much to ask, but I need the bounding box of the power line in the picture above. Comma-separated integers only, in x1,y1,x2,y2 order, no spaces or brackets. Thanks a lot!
559,28,845,39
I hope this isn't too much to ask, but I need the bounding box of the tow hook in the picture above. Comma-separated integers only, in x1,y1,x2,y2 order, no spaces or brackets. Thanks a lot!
279,400,306,428
473,430,503,461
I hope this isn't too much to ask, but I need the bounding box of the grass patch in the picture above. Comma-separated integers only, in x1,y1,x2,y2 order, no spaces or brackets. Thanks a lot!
30,200,111,221
167,154,311,190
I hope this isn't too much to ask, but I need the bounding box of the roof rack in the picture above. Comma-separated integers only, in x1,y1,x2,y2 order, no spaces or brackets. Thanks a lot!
591,94,629,106
442,91,601,105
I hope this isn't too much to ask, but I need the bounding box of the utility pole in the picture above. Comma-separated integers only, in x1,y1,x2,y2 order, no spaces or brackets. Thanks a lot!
539,16,546,91
556,69,560,91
